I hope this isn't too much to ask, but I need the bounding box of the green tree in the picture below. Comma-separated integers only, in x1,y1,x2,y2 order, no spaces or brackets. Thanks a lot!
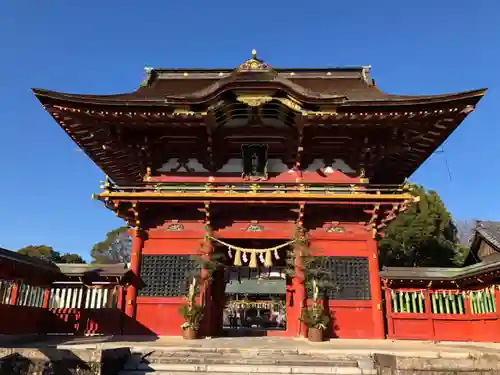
59,253,86,264
378,185,463,268
17,245,86,264
90,226,131,264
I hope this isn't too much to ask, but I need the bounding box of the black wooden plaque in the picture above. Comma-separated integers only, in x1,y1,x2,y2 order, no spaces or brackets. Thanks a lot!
242,144,267,176
307,256,371,300
138,255,200,297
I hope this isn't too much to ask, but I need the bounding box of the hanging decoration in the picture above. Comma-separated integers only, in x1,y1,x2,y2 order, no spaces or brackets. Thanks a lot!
226,300,285,310
208,236,296,268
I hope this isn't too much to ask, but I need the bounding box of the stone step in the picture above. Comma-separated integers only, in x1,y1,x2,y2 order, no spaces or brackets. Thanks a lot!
127,345,479,359
142,358,360,366
131,353,362,362
119,365,376,374
130,347,357,355
124,351,372,365
130,350,368,360
119,370,377,375
120,350,375,374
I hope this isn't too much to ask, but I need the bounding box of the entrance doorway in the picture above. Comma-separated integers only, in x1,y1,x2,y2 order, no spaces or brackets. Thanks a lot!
213,239,289,337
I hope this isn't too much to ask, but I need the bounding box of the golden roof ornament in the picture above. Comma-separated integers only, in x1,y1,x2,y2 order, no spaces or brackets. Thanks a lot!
237,49,270,71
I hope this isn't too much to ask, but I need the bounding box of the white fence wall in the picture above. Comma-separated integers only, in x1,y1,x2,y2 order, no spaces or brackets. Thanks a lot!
0,280,120,309
17,284,45,307
0,280,13,304
0,280,44,307
49,285,118,309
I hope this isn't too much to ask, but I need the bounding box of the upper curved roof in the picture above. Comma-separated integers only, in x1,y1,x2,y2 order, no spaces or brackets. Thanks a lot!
32,51,487,109
31,52,488,184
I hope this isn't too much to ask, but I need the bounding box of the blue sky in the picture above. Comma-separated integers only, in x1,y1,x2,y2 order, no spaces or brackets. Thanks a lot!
0,1,498,261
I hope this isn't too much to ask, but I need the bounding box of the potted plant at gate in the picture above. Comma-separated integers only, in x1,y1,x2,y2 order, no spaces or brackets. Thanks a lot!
287,227,335,341
178,277,203,339
299,279,331,342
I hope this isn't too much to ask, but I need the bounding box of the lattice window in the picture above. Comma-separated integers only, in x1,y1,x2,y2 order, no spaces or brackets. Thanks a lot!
307,256,371,300
139,255,200,297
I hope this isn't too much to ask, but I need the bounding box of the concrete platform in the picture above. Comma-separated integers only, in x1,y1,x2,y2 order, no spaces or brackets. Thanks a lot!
3,336,500,374
10,335,500,358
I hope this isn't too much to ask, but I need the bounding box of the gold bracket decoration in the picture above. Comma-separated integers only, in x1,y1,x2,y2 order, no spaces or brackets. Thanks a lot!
237,95,273,108
359,168,369,184
249,184,260,194
144,166,152,182
203,202,211,227
173,109,207,116
368,204,380,238
379,204,399,228
113,201,121,218
101,175,112,192
131,203,141,236
246,224,264,232
277,97,303,113
273,185,286,194
461,105,475,115
297,202,305,228
294,118,304,179
325,225,345,234
166,223,184,231
203,183,214,193
350,184,360,194
223,185,237,194
302,110,338,117
205,113,216,173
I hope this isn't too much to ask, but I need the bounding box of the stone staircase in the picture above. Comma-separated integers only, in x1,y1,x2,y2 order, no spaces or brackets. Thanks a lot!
119,347,376,374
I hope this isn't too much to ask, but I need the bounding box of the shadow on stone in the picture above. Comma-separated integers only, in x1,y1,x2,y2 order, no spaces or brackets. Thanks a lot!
0,347,130,375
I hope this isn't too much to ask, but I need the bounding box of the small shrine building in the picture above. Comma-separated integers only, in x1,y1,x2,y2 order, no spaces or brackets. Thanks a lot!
381,221,500,342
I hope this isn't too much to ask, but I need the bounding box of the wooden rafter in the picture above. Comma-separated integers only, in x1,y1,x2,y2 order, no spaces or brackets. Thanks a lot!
37,93,483,185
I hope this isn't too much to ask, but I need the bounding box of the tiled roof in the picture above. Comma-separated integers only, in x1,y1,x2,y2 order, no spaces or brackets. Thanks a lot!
379,259,500,281
475,221,500,250
0,247,60,273
55,263,129,277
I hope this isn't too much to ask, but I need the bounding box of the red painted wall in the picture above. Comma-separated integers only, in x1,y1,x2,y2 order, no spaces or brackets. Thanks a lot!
135,234,201,336
46,308,123,335
0,306,124,336
134,223,384,338
136,297,186,336
0,305,46,335
308,232,384,339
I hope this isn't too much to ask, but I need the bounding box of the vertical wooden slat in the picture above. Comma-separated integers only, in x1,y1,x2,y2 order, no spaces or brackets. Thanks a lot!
10,282,20,305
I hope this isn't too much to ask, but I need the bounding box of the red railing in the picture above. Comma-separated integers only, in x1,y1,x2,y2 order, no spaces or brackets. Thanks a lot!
0,280,125,336
47,308,124,335
385,287,500,342
0,305,47,335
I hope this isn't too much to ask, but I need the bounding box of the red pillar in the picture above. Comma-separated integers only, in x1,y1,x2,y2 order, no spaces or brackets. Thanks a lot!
42,288,51,308
200,239,213,336
125,230,144,319
367,238,385,339
384,287,394,338
10,281,20,305
116,285,125,311
293,250,307,337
